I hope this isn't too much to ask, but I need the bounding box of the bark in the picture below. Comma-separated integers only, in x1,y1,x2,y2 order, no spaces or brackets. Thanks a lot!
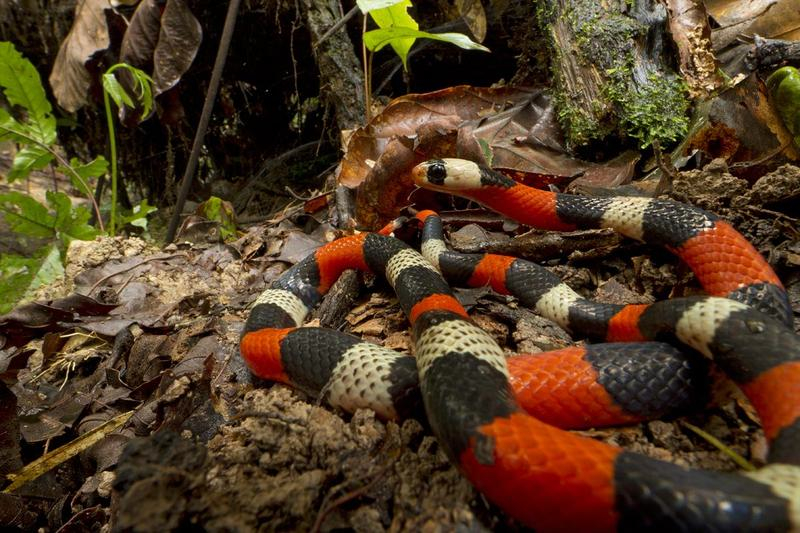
539,0,690,149
302,1,366,131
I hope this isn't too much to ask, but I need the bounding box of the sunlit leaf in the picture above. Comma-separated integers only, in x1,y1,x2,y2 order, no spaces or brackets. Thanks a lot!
0,42,56,145
7,144,53,182
0,245,64,314
364,27,490,56
367,1,417,69
356,0,406,13
102,73,135,109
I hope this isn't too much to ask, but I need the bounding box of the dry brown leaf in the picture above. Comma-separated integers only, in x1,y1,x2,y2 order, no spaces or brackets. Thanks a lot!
120,0,202,96
665,0,724,98
456,0,487,42
338,86,535,189
49,0,113,112
709,0,800,49
687,74,798,164
345,86,634,228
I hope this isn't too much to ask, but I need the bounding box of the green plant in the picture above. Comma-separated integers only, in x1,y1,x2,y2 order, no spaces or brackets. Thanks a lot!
356,0,489,120
101,63,155,235
0,42,106,224
0,42,154,313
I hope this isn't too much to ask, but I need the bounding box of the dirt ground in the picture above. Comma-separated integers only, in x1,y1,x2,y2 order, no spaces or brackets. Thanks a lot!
1,162,799,531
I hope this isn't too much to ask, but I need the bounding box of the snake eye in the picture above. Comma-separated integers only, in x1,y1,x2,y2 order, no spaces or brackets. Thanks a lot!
426,161,447,184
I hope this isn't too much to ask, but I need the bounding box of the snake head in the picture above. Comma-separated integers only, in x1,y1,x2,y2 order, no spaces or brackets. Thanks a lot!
412,158,518,192
412,158,486,191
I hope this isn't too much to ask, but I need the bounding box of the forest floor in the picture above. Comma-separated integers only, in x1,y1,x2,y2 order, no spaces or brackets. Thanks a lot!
1,161,799,531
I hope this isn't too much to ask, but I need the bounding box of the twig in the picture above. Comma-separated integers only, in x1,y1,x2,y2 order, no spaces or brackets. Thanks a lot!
310,455,397,533
283,185,333,202
87,253,188,295
652,139,680,195
166,0,242,243
317,5,359,45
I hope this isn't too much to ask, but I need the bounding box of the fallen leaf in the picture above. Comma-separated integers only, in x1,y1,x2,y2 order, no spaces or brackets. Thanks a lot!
345,86,637,228
0,295,117,349
664,0,725,98
119,0,202,103
276,231,325,264
339,86,536,189
49,0,114,112
0,383,22,476
456,0,487,42
708,0,800,49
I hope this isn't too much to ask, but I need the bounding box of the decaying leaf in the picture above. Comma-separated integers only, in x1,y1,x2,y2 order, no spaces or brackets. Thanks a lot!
49,0,113,112
710,0,800,75
686,74,799,165
0,383,22,477
0,294,118,349
708,0,800,49
456,0,487,42
342,86,635,227
120,0,202,96
664,0,724,98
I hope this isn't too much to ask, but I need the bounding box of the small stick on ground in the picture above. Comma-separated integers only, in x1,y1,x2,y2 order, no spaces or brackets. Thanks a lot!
652,139,680,195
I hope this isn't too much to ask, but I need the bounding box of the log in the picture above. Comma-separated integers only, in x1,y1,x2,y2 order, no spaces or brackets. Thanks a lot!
538,0,691,149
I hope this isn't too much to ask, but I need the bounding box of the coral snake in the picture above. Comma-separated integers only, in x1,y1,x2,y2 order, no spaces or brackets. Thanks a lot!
240,158,800,531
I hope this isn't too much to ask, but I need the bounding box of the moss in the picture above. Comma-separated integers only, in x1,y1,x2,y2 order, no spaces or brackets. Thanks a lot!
570,6,643,69
606,72,690,148
555,88,615,147
535,0,558,27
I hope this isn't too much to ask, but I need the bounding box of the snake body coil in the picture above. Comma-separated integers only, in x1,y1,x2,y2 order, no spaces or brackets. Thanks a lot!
240,159,800,531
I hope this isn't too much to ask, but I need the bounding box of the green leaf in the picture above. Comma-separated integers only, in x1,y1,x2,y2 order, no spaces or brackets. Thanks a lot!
356,0,406,13
478,138,493,167
367,1,417,69
45,191,99,244
364,27,490,58
0,192,55,238
117,199,158,229
103,64,155,118
0,108,23,141
0,191,98,244
59,156,108,197
0,245,64,314
102,73,135,109
117,199,156,230
7,144,53,182
0,42,56,145
196,196,236,240
130,68,155,118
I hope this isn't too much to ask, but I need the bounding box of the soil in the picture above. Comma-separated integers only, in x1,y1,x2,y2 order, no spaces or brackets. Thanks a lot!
1,162,798,532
